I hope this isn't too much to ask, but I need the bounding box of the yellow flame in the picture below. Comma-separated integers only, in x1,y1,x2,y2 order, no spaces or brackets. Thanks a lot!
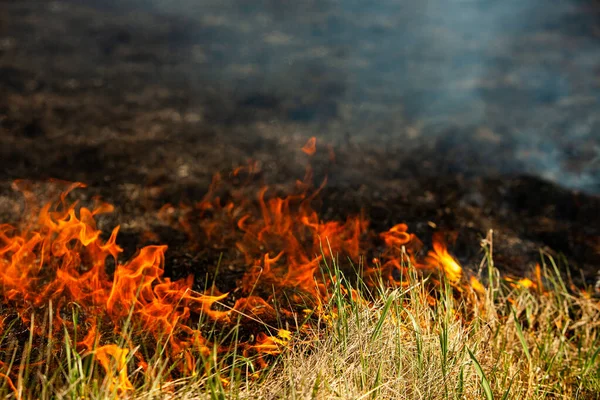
470,276,485,294
428,237,462,283
94,344,134,394
517,278,534,289
277,329,292,342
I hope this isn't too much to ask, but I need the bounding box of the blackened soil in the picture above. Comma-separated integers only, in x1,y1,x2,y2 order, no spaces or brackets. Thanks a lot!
0,0,598,290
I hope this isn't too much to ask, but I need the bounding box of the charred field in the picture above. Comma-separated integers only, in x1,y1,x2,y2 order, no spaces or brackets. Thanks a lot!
0,0,600,398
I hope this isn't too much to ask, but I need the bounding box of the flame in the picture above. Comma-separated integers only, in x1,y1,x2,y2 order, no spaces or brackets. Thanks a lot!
0,182,263,385
94,344,134,394
243,331,292,369
517,278,535,289
0,141,514,390
470,276,485,294
301,137,317,156
0,373,18,399
426,233,463,283
277,329,292,341
505,275,539,290
535,263,544,293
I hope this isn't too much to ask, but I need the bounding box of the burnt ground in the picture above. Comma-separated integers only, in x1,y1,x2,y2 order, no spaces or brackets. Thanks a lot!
0,0,599,289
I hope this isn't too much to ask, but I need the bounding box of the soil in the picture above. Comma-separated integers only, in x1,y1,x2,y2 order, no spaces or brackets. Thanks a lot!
0,0,599,290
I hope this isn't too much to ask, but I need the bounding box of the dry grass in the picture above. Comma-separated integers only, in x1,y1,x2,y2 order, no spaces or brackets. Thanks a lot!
1,236,599,399
239,257,600,399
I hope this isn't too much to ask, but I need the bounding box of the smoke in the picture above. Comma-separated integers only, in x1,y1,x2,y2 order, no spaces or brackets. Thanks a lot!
87,0,600,193
513,118,600,193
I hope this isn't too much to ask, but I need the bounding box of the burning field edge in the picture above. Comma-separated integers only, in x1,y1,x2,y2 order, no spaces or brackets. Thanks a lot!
0,139,598,399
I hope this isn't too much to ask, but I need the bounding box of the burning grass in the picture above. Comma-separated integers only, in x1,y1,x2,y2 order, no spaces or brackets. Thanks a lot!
0,237,598,399
0,139,598,398
258,243,600,399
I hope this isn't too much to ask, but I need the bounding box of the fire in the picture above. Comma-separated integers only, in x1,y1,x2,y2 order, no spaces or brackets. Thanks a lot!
426,233,463,283
470,276,486,294
94,344,134,394
0,181,300,389
0,138,491,391
301,137,317,156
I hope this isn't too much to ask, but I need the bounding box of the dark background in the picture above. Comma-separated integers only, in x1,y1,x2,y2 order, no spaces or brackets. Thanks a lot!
0,0,599,283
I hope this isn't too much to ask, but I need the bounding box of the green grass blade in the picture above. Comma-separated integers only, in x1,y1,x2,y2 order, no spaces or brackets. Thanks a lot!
370,294,394,342
468,347,494,400
512,307,531,364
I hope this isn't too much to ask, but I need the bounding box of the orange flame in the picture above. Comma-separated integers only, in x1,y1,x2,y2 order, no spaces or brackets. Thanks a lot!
0,144,532,390
470,276,485,294
426,233,463,283
301,137,317,155
0,183,246,384
95,344,134,394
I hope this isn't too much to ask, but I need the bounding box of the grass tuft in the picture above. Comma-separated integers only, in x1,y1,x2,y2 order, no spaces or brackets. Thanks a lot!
0,238,598,399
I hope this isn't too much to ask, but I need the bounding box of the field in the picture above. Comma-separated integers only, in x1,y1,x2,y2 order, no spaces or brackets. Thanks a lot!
1,1,599,398
0,167,598,399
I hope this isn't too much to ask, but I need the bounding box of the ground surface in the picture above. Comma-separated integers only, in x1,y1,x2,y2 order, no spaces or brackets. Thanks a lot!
0,0,599,286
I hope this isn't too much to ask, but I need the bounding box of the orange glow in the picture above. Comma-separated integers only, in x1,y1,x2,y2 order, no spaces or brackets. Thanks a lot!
0,141,547,389
95,344,134,394
535,263,544,293
0,170,473,388
0,182,243,385
426,233,463,283
301,137,317,155
470,276,485,294
517,278,535,289
505,275,540,290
